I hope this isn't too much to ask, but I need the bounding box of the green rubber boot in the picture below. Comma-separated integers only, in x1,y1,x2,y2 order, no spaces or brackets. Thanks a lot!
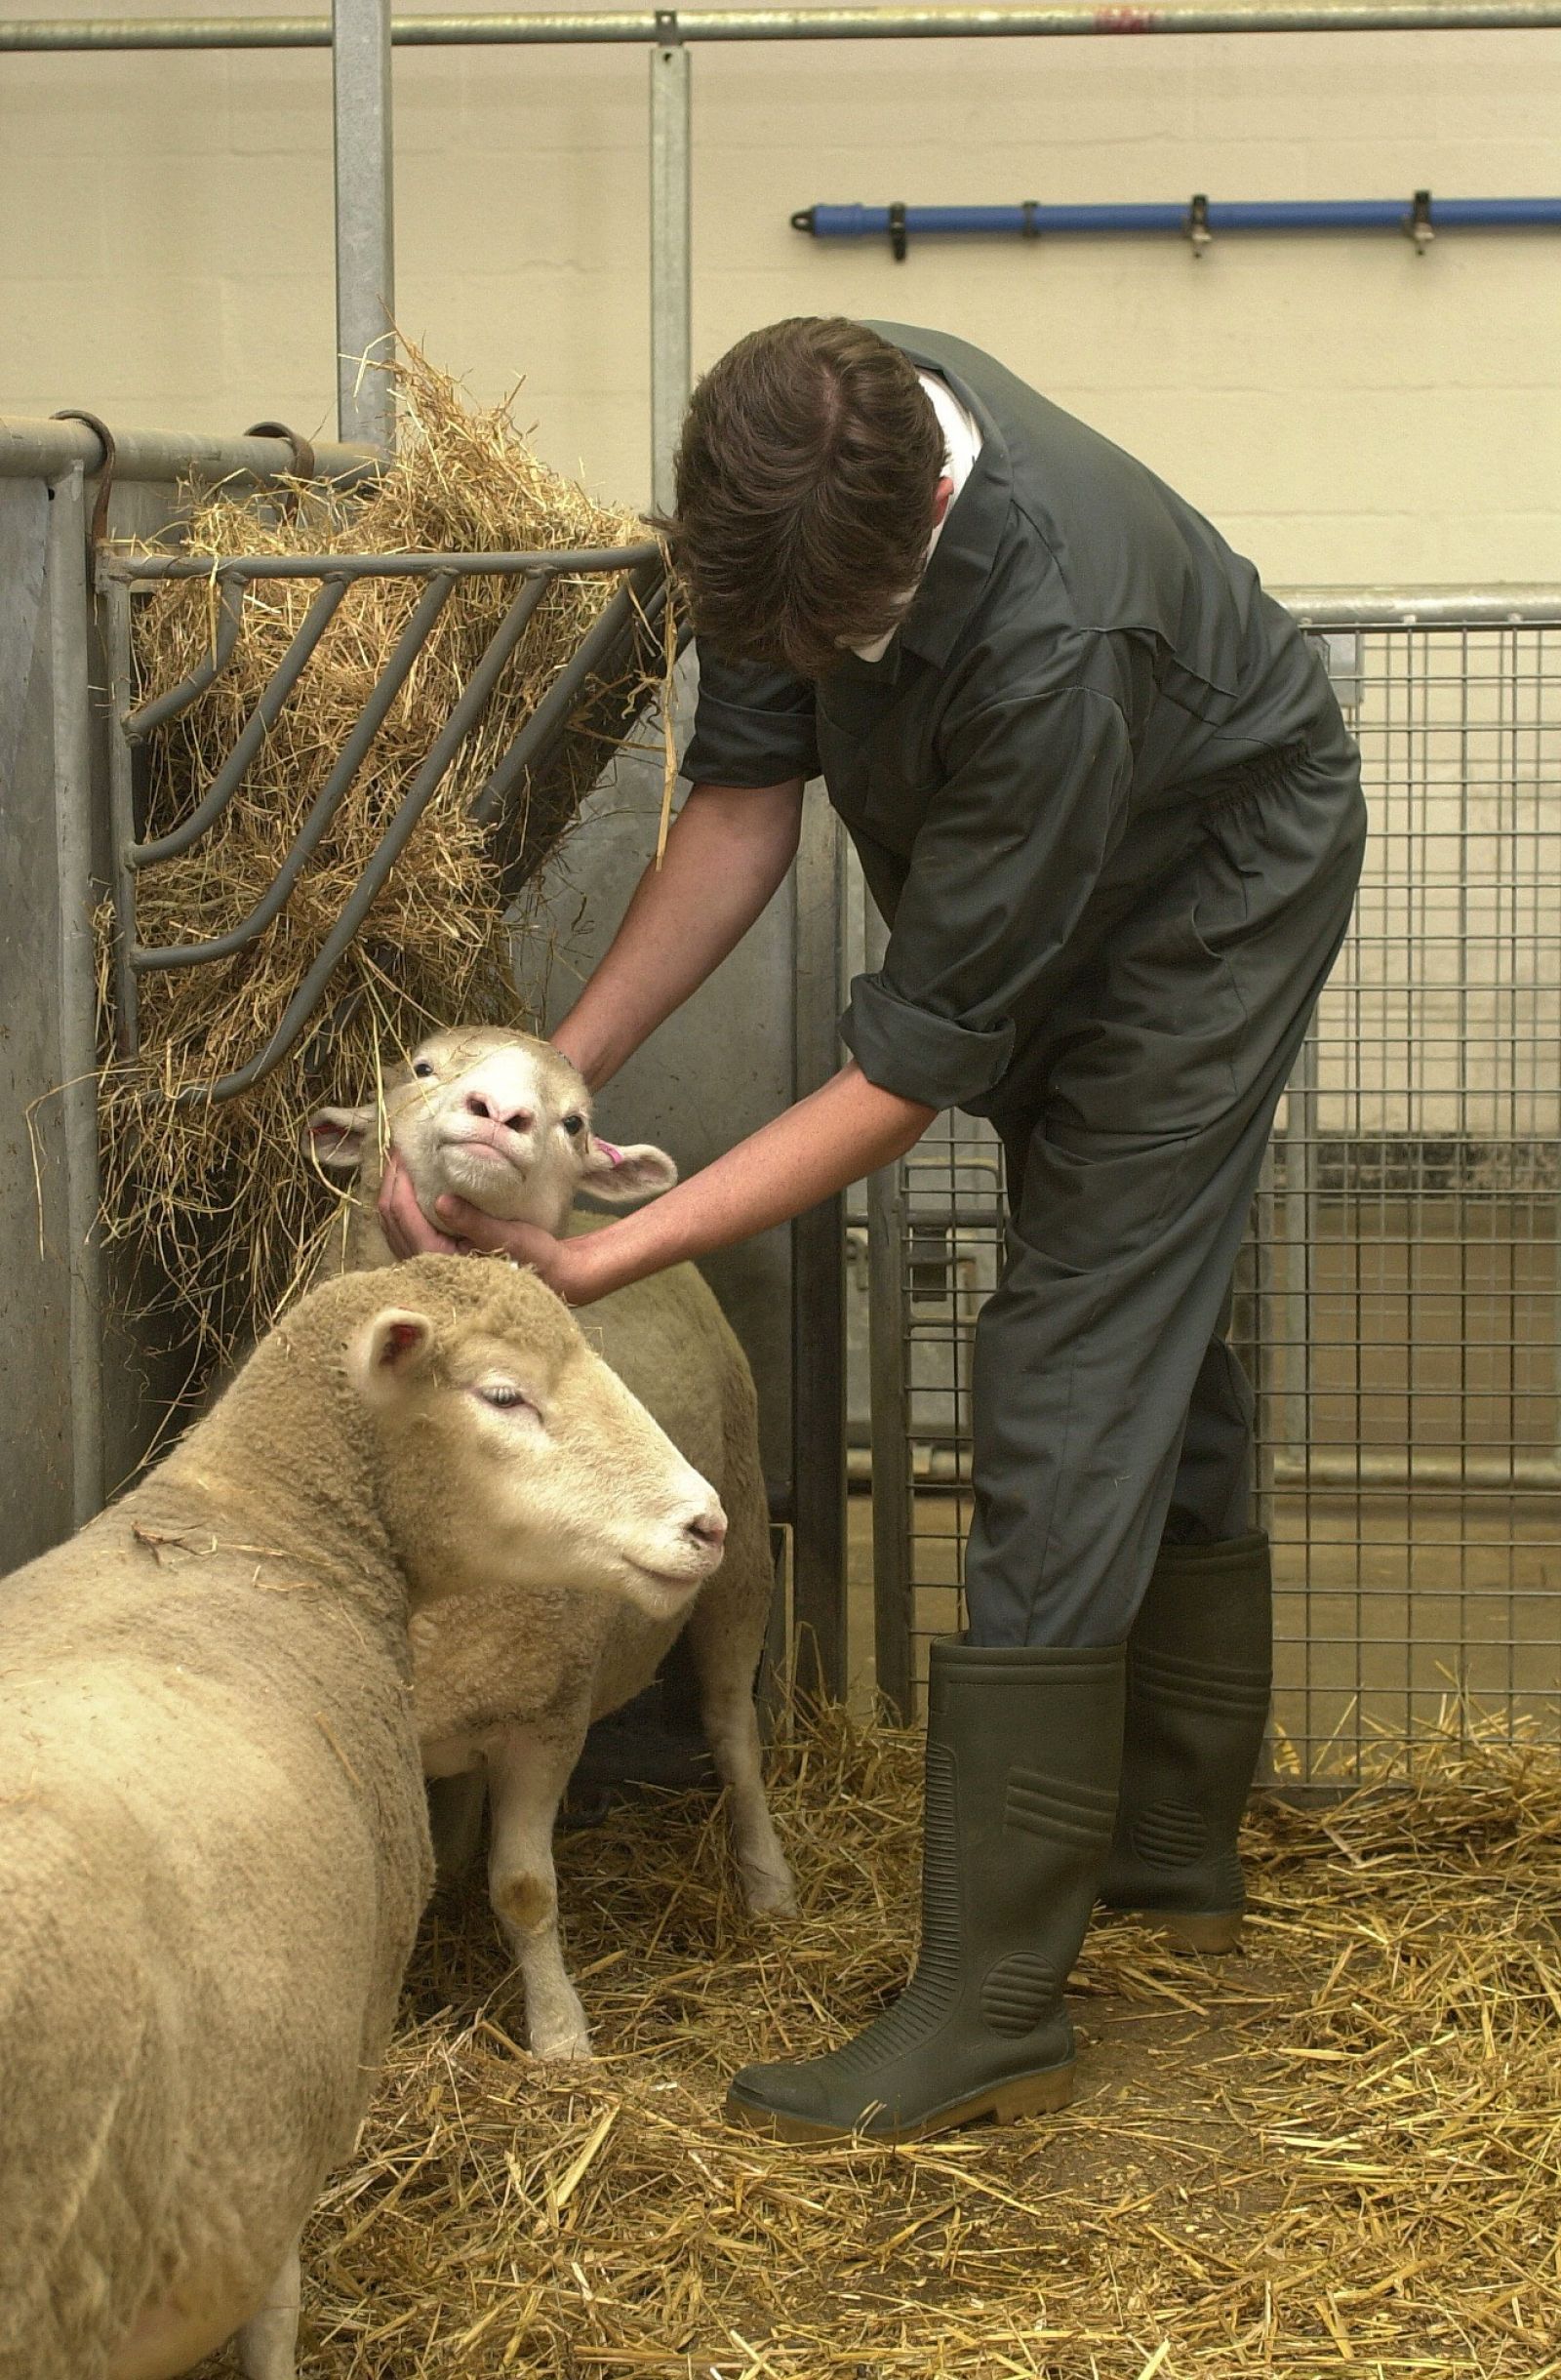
725,1639,1125,2146
1099,1532,1273,1953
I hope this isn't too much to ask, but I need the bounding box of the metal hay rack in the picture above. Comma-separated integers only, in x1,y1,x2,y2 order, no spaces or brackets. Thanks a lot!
99,533,668,1102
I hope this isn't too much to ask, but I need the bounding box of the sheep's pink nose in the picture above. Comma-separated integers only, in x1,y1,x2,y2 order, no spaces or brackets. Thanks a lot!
464,1091,533,1133
684,1506,728,1553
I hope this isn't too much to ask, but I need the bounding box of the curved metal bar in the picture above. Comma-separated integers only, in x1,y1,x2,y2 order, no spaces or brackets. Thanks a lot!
50,408,118,550
175,570,554,1104
117,542,660,582
125,576,247,741
133,572,459,972
129,575,350,866
470,559,666,827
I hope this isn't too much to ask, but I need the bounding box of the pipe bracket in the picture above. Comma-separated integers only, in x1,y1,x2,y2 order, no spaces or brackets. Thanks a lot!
243,420,319,520
50,409,116,549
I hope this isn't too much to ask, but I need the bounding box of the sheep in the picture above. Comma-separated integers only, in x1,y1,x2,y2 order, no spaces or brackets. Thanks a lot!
0,1255,728,2380
306,1025,797,2060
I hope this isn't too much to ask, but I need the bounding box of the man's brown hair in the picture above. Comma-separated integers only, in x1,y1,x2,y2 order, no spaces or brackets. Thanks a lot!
657,318,944,680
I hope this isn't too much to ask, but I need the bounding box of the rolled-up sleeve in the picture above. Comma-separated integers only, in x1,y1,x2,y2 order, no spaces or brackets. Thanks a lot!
680,647,821,787
840,685,1133,1110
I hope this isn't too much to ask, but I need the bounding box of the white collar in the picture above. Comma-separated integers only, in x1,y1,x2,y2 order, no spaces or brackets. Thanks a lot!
848,372,984,664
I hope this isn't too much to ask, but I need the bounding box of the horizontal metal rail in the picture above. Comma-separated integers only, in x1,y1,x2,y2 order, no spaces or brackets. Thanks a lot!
1271,584,1561,626
0,416,376,486
7,1,1561,48
849,1443,1561,1491
110,543,660,582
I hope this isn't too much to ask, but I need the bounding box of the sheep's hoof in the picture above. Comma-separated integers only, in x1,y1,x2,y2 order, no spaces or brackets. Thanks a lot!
530,2027,595,2063
742,1869,799,1920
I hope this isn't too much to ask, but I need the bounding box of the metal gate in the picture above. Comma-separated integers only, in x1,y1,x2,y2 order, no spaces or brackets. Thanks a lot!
2,419,848,1679
865,590,1561,1781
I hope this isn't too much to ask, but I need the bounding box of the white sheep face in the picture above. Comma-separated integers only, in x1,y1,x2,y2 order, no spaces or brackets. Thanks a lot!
305,1027,679,1237
355,1271,727,1624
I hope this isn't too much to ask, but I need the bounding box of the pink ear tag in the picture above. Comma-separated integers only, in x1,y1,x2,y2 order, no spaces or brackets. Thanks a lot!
380,1319,423,1365
595,1139,625,1167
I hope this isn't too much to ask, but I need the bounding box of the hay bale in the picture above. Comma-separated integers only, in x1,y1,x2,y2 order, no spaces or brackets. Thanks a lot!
190,1700,1561,2378
98,350,662,1356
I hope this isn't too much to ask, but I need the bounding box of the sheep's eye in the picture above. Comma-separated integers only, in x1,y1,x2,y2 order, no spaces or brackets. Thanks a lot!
561,1113,585,1138
478,1383,535,1414
412,1060,436,1080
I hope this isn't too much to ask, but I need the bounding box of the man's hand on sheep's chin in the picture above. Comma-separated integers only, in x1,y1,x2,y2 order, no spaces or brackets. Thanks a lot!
428,1198,604,1306
376,1152,468,1260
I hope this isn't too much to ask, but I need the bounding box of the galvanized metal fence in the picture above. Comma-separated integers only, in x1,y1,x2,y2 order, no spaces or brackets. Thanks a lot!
864,591,1561,1781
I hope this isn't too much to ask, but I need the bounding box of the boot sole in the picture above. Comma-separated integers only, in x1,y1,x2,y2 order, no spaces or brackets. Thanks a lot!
1106,1907,1245,1955
723,2058,1075,2147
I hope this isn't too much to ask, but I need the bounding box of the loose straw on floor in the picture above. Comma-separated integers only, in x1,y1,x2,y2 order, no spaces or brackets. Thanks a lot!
198,1700,1561,2379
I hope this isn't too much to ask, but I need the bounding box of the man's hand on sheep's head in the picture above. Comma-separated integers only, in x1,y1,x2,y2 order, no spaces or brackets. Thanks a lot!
376,1151,470,1260
373,1144,608,1305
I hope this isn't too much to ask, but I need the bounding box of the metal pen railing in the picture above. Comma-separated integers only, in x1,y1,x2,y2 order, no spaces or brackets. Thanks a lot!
8,3,1561,49
865,590,1561,1782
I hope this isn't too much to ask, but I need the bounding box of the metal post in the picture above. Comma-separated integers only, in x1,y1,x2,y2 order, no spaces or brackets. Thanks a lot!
1282,1026,1318,1465
790,797,848,1701
648,12,692,514
101,577,140,1062
333,0,396,454
863,890,915,1722
1246,1142,1280,1782
46,466,105,1527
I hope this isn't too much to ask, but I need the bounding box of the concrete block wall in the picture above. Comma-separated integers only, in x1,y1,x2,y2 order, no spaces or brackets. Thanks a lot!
4,5,1560,585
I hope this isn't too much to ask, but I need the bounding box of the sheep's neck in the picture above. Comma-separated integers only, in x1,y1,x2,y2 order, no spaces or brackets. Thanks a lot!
164,1364,407,1634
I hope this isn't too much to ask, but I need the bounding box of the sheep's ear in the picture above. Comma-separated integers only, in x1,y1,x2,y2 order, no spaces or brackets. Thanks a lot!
304,1106,375,1172
351,1309,436,1401
580,1137,679,1204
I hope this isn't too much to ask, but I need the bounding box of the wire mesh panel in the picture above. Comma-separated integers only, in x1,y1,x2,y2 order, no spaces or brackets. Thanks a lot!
866,597,1561,1779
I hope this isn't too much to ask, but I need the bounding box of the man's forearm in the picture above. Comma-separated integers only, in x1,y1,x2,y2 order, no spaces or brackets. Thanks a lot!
568,1063,933,1300
551,779,804,1090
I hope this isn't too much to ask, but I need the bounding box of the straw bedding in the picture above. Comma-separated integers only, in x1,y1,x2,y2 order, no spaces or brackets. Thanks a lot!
98,351,658,1356
194,1706,1561,2379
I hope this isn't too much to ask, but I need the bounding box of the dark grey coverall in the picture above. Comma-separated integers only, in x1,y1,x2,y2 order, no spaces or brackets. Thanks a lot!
681,322,1366,1650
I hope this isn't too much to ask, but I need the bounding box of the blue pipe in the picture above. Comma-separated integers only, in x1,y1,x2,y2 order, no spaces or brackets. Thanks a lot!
792,196,1561,252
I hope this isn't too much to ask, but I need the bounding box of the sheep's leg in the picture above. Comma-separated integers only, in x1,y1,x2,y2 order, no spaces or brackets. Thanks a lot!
685,1600,796,1919
486,1723,593,2059
236,2237,300,2380
427,1770,487,1886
